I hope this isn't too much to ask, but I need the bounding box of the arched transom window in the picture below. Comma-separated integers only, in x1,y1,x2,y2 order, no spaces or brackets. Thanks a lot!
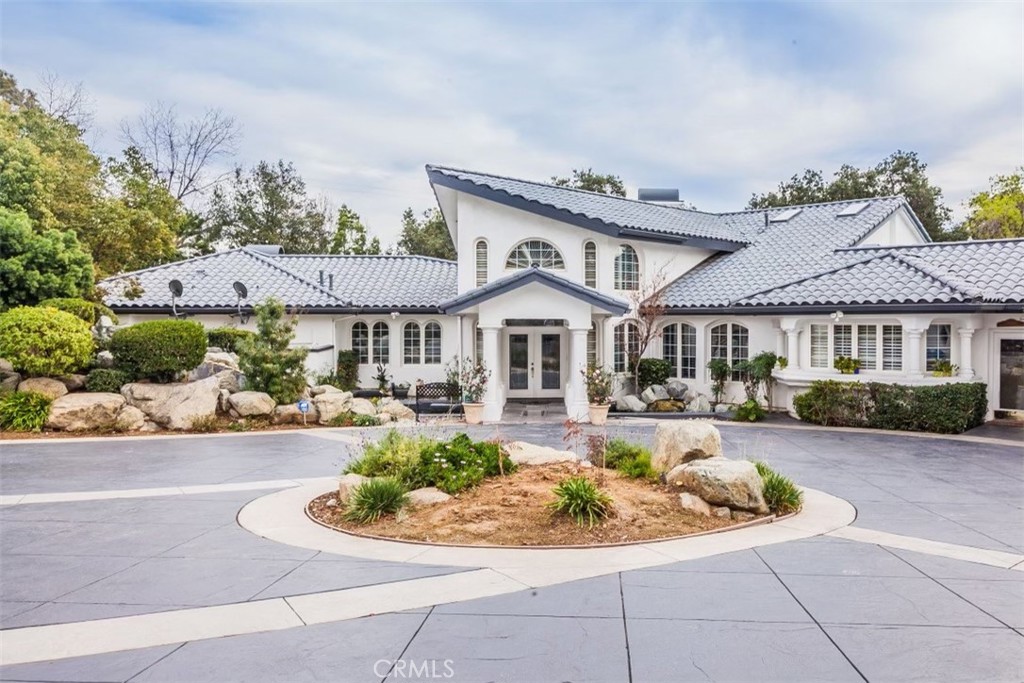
614,245,639,290
475,240,488,287
505,240,565,269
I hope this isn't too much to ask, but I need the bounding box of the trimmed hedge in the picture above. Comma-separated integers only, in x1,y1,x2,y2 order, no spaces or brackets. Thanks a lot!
38,297,96,324
637,358,672,392
206,327,255,354
111,320,207,383
85,368,133,393
793,380,987,434
0,306,93,377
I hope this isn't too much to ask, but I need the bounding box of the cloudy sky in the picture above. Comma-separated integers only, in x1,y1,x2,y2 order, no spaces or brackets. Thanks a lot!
4,1,1022,244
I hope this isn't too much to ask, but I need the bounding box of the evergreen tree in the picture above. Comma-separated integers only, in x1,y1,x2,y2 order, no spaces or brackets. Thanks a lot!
329,204,381,255
396,207,456,260
236,298,308,404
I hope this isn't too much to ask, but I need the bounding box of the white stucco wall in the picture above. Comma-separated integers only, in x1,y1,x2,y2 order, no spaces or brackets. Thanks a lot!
856,207,926,246
335,314,458,387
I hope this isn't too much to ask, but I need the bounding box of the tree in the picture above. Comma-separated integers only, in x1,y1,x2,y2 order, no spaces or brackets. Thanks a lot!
237,298,308,404
624,268,670,386
329,204,381,255
396,207,456,260
0,208,93,309
37,71,94,132
749,151,954,241
961,169,1024,239
121,101,241,202
206,160,333,253
552,168,626,197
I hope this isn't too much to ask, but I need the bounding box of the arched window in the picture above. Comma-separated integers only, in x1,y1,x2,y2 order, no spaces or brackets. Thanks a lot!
424,322,442,365
614,245,639,290
351,322,369,364
587,322,597,367
403,322,421,365
710,323,748,380
475,240,488,287
583,241,597,288
613,322,639,373
505,240,565,269
662,323,697,379
372,321,390,364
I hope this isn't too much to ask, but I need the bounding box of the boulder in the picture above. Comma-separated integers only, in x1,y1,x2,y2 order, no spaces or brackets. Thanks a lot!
228,391,276,417
678,492,714,517
668,457,769,514
95,350,115,369
379,400,415,421
310,385,344,396
0,358,13,373
732,510,757,522
1,372,22,392
115,405,147,431
218,389,232,414
615,394,647,413
140,420,162,432
337,473,368,504
687,395,712,412
505,441,578,465
60,374,88,392
18,377,68,400
272,403,320,425
665,379,688,399
712,506,731,518
714,403,732,414
313,391,352,424
407,487,452,506
212,369,242,394
188,351,240,382
640,385,670,404
349,397,377,417
121,375,221,430
46,392,126,431
651,421,723,472
649,399,686,413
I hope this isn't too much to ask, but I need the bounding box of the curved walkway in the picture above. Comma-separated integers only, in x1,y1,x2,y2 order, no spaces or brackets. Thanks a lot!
0,424,1021,682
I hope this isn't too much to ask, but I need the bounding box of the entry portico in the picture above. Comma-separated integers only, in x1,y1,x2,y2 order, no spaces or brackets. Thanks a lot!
441,266,629,421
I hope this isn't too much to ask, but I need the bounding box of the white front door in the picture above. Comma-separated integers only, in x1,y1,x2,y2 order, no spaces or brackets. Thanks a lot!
505,328,565,399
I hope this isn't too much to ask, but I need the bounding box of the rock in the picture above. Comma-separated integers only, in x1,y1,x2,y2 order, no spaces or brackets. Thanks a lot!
1,372,22,392
313,391,353,424
310,385,344,396
665,379,688,399
649,399,686,413
115,405,147,431
140,420,161,432
59,374,88,392
615,394,647,412
218,389,232,414
678,492,713,517
0,358,13,373
18,377,68,400
188,351,239,381
272,403,320,425
349,397,377,417
669,457,769,514
640,385,670,404
46,392,126,431
95,350,115,368
212,369,242,394
121,374,221,430
505,441,579,465
714,403,731,414
379,400,415,421
407,487,452,506
651,421,723,472
712,506,731,518
227,391,276,417
682,390,697,403
326,498,338,508
337,473,368,504
732,510,756,522
377,412,393,424
687,395,712,412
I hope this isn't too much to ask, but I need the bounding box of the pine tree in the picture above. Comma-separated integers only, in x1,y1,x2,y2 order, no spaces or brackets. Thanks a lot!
237,298,308,404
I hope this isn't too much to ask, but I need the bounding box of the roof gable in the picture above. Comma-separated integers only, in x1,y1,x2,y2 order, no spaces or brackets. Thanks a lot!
440,265,629,315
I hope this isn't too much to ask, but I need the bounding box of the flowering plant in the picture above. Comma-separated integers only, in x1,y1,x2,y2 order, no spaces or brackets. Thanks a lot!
581,364,614,405
457,357,490,403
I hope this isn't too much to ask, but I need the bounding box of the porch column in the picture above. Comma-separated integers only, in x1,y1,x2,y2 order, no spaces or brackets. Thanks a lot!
480,324,503,422
568,326,590,421
958,328,976,378
905,327,926,377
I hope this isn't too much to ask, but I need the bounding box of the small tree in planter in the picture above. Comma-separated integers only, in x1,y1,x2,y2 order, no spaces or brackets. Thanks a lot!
458,357,489,424
373,363,391,394
582,364,614,425
707,358,730,406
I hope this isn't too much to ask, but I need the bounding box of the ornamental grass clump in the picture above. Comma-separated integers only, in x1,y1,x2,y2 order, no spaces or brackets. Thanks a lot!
0,391,52,432
752,460,803,515
548,476,613,528
344,478,408,524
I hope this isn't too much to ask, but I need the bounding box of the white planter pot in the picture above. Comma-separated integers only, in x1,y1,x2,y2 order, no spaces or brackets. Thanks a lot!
588,404,611,426
463,402,485,425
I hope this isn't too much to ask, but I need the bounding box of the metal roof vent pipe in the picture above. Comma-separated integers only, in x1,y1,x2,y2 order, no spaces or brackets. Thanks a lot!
319,270,324,286
328,273,334,290
637,188,680,203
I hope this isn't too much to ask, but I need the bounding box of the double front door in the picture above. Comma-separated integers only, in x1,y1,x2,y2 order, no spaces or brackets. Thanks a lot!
506,328,565,399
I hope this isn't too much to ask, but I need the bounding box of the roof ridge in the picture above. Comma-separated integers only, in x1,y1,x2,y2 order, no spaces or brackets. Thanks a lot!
717,195,907,217
101,247,250,282
240,248,349,303
888,252,981,300
851,236,1024,250
727,252,893,305
275,253,457,264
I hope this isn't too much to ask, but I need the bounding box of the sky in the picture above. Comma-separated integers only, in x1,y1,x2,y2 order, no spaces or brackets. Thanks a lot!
3,1,1022,245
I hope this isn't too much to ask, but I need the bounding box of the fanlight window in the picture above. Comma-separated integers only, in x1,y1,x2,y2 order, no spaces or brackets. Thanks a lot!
505,240,565,269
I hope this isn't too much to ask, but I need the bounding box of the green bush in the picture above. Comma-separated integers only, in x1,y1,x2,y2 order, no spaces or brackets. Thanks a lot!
707,358,731,404
752,461,803,515
38,297,96,324
110,319,207,382
0,209,94,309
329,412,380,428
0,391,52,432
85,368,133,393
792,380,870,427
345,430,436,489
617,451,658,480
344,478,408,523
335,350,359,391
205,327,255,354
604,438,649,468
0,306,93,376
237,299,308,403
734,399,766,422
636,358,672,392
419,432,515,494
548,476,613,528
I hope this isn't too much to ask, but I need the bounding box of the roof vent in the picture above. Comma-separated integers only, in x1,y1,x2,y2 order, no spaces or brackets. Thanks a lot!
638,188,679,202
837,201,870,217
248,244,285,255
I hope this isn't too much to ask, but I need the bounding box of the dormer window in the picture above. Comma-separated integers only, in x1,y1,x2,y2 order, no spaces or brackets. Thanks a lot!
505,240,565,269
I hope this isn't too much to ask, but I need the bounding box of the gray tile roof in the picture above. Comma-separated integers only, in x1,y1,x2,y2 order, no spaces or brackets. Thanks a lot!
101,248,457,312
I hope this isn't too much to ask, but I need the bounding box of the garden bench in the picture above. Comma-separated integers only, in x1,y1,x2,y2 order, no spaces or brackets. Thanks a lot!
414,382,462,421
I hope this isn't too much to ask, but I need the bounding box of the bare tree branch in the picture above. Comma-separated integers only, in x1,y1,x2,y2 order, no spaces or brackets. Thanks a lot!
37,70,94,131
625,265,671,382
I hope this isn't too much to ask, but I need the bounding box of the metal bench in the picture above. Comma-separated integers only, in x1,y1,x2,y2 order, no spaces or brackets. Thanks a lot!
414,382,462,421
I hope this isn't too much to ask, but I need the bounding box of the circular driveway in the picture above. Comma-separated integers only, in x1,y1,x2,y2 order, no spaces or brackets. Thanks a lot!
1,423,1021,682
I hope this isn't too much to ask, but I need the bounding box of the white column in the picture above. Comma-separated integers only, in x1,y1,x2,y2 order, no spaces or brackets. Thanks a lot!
480,325,503,422
785,329,799,371
958,328,975,378
906,328,926,377
568,327,589,420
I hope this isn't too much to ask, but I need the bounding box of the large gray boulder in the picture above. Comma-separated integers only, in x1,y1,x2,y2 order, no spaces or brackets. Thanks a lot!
615,394,647,412
273,403,320,425
687,395,712,412
1,371,22,392
506,441,578,465
378,399,415,422
310,385,345,396
121,375,221,430
667,457,768,514
313,391,353,424
60,374,87,392
95,350,115,369
18,377,68,400
115,405,147,431
46,392,126,431
665,379,688,399
407,487,452,506
228,391,276,417
188,351,240,381
651,421,722,473
337,473,368,504
349,397,377,417
640,385,670,404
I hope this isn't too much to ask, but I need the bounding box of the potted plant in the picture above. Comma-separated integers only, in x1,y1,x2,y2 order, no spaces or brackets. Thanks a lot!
932,359,958,377
834,356,862,375
581,364,613,425
392,381,411,399
374,363,391,394
457,357,489,424
777,356,789,370
707,358,731,405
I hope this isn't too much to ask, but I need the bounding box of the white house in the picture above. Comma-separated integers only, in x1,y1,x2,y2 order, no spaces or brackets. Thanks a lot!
102,165,1024,422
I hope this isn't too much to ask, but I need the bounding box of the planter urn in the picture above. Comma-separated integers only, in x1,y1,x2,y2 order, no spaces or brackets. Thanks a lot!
588,403,611,425
463,402,485,425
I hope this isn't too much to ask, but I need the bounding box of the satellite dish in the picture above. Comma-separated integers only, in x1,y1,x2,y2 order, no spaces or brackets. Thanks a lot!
232,281,251,324
233,281,248,299
168,280,183,297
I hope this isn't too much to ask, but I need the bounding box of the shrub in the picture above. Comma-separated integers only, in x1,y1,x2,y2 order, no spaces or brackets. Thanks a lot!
345,430,435,489
85,368,133,393
604,438,649,469
189,415,220,433
617,451,658,480
419,432,514,494
39,297,96,324
734,399,766,422
0,209,94,309
636,358,672,392
335,350,359,391
344,478,408,523
237,298,308,404
206,327,255,354
792,380,870,427
0,391,52,432
548,476,613,528
707,358,731,404
0,306,93,376
330,412,380,428
110,319,206,383
752,461,803,515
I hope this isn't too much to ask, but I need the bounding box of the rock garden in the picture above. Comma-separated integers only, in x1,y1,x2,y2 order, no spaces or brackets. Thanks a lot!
307,420,803,547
